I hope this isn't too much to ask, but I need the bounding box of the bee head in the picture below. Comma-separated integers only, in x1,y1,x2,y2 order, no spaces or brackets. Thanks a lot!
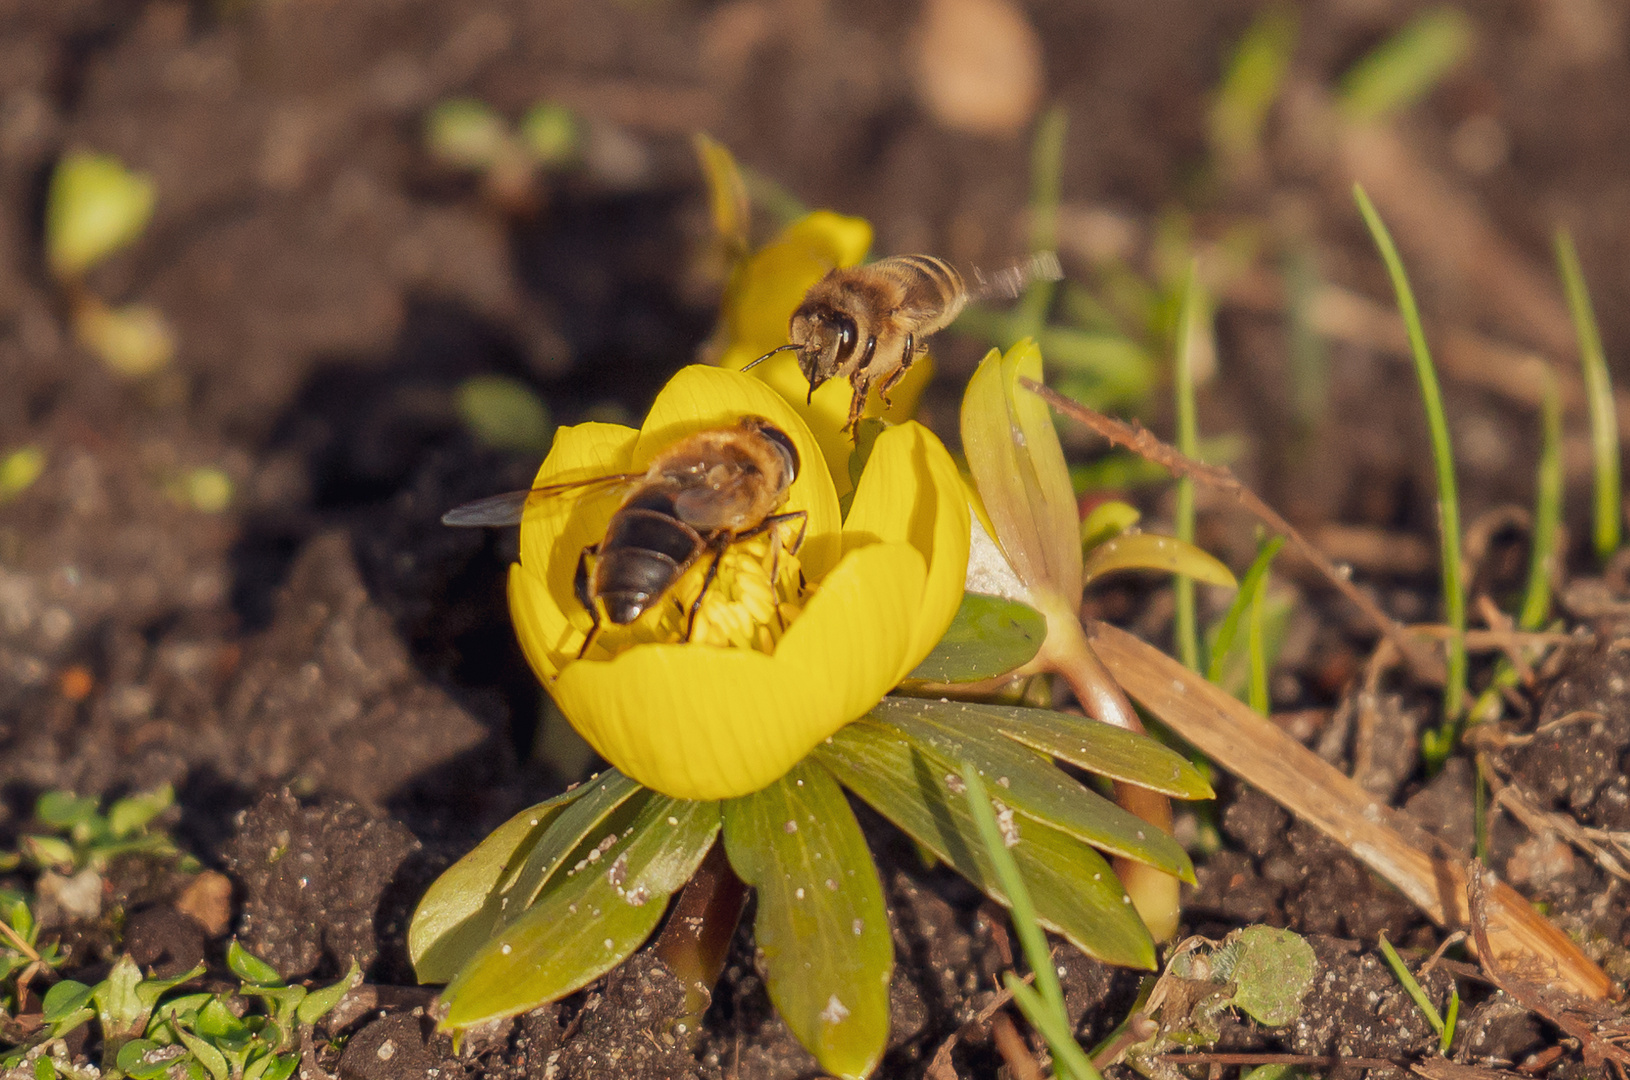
788,309,858,398
738,415,800,485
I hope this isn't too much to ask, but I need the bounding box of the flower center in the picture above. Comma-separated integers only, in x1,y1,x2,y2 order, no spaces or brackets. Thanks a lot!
578,527,810,661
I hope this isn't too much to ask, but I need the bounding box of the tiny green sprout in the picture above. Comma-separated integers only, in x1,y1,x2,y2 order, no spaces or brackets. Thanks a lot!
1377,932,1455,1053
424,98,512,171
17,786,180,875
519,103,581,167
1338,6,1474,124
46,151,157,282
454,375,553,456
0,446,45,504
175,468,234,514
73,300,176,378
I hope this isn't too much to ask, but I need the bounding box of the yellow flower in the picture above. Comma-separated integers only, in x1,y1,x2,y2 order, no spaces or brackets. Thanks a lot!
711,211,935,491
508,365,969,801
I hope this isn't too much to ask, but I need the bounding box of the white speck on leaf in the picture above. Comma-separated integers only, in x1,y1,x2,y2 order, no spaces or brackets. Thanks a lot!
820,995,850,1024
784,819,797,833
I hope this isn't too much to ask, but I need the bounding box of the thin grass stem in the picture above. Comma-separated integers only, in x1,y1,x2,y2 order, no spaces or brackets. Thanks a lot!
1354,185,1465,736
1174,263,1203,671
1377,932,1444,1035
1554,228,1619,560
1012,106,1068,341
1521,371,1563,630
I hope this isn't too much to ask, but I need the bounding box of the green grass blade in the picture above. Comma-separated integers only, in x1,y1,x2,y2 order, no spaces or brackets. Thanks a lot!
1337,7,1473,124
1440,983,1459,1055
1173,263,1203,671
722,762,890,1080
1207,535,1284,687
1247,552,1272,715
1354,185,1465,730
1012,105,1068,340
1208,4,1298,166
1521,370,1563,630
1555,228,1620,559
1377,933,1443,1035
961,764,1101,1080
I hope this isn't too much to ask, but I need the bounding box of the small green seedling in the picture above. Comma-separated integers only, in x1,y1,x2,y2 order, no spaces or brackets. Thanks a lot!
1554,229,1619,560
46,152,155,283
1337,7,1473,124
1,893,67,1014
424,97,583,213
1,944,358,1079
0,787,182,876
454,375,553,457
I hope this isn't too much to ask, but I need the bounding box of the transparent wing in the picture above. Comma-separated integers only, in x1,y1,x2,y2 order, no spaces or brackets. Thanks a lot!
441,472,641,527
969,251,1063,302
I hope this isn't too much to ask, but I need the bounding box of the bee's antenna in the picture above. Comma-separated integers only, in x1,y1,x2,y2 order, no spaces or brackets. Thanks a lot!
742,344,800,371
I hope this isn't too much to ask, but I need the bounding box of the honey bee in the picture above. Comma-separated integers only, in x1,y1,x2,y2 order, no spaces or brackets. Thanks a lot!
746,252,1063,434
443,416,807,657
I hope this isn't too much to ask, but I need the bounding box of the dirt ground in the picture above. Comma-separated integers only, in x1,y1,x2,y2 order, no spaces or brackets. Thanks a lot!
4,0,1630,1077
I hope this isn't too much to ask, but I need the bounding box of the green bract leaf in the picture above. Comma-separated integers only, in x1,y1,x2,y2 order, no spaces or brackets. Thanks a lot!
227,941,283,987
409,787,587,982
886,697,1212,799
722,762,890,1080
440,792,719,1027
499,772,643,930
94,955,147,1044
46,151,157,280
36,791,99,830
816,725,1156,969
871,705,1193,882
1081,534,1236,589
905,592,1046,683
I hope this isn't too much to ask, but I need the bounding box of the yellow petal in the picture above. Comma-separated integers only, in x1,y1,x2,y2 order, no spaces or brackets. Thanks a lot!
842,422,971,680
1081,533,1238,589
550,542,927,800
961,339,1081,601
634,365,842,579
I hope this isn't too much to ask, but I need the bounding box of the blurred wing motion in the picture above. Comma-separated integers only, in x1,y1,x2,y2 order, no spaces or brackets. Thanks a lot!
969,251,1063,302
441,473,641,527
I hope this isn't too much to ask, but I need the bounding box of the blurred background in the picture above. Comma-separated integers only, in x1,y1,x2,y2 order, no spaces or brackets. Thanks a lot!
0,0,1627,815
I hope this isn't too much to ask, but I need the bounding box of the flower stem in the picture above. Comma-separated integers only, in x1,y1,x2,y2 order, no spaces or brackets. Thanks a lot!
1033,594,1180,940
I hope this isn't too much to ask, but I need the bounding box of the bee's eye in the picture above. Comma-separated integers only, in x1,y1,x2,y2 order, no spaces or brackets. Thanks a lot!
831,314,859,356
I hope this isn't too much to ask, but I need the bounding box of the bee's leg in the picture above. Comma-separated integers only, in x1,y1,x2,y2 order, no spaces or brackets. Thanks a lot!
685,545,728,642
844,373,870,436
575,545,604,660
877,333,916,405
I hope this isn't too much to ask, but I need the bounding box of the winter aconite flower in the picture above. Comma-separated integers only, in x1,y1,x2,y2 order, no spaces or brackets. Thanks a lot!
507,364,968,801
709,211,934,489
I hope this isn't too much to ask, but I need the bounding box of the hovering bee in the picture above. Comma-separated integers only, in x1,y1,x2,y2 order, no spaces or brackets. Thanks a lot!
443,415,807,657
746,252,1063,435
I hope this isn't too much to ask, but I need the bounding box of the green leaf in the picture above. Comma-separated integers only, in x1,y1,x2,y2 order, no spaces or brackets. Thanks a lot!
885,697,1212,799
107,785,173,839
175,1026,230,1080
135,962,206,1013
409,789,587,982
0,445,45,504
227,941,284,987
1080,500,1140,551
722,762,891,1080
905,592,1046,683
519,103,580,168
94,956,147,1044
441,792,719,1027
1222,927,1316,1027
296,961,360,1026
33,1056,55,1080
42,980,96,1022
46,151,157,280
1207,536,1284,686
455,376,553,457
1081,533,1236,589
117,1038,176,1079
260,1052,300,1080
21,836,77,869
870,706,1193,882
424,98,511,170
816,726,1155,969
194,997,249,1042
35,791,100,830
